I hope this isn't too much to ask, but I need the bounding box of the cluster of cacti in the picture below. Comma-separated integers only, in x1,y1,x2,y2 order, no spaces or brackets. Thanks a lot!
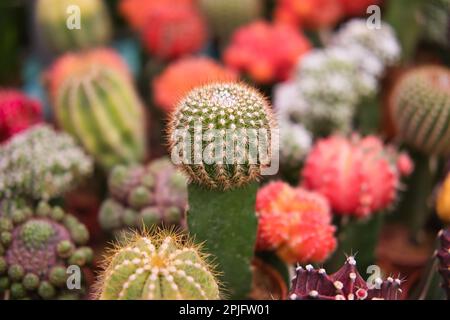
152,57,237,113
140,2,207,61
224,21,311,84
45,48,146,170
0,200,93,299
0,89,42,143
289,256,403,300
94,230,220,299
437,228,450,300
99,157,187,235
421,0,450,48
198,0,262,41
390,65,450,156
256,181,336,263
0,125,93,201
36,0,112,53
302,135,412,218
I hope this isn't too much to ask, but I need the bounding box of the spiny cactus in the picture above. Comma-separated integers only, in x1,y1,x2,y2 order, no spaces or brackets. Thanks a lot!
140,2,206,60
36,0,112,53
302,135,412,218
256,181,336,264
289,256,403,300
95,230,220,300
437,228,450,299
0,89,42,143
45,49,146,170
168,82,277,190
390,65,450,156
0,200,93,300
224,21,311,84
0,125,93,201
153,57,237,113
99,157,187,234
198,0,262,41
421,0,450,48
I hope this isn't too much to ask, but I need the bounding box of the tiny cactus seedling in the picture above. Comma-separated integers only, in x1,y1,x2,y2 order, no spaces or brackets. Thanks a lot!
390,65,450,156
289,256,403,300
437,228,450,299
99,157,188,234
0,125,93,201
95,230,220,300
0,200,93,300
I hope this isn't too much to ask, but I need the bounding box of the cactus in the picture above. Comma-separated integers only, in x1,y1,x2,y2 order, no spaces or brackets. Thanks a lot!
0,199,93,300
153,57,237,113
289,256,403,300
0,89,42,143
224,21,311,84
437,228,450,299
421,0,450,48
99,157,187,234
94,230,220,299
45,49,146,170
0,125,93,201
168,82,277,298
390,66,450,156
436,173,450,223
256,181,337,264
36,0,112,53
140,3,207,61
198,0,262,41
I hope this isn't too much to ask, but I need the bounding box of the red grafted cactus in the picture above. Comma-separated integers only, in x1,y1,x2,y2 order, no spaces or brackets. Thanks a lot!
256,181,337,264
289,256,403,300
302,135,411,218
437,228,450,299
224,21,311,84
0,90,42,143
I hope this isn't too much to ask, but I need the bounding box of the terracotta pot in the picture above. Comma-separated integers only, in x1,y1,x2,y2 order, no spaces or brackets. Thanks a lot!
248,258,288,300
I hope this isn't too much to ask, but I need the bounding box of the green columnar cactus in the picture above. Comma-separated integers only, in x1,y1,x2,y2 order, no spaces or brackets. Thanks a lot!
421,0,450,48
198,0,262,41
168,82,277,299
0,124,93,201
99,157,187,235
0,200,93,300
95,230,220,300
36,0,112,53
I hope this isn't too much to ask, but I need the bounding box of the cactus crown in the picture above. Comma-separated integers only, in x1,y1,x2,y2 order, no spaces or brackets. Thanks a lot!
168,82,277,190
95,229,220,300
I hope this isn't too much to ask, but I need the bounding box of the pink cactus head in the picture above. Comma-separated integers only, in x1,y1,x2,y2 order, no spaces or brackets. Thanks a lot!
302,135,411,218
437,228,450,299
256,181,337,264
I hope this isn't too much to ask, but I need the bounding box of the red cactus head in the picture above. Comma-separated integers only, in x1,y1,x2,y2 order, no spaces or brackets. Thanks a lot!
256,181,337,264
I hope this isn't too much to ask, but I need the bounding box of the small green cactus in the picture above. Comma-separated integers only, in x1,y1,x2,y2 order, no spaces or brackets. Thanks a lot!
0,124,93,201
0,199,92,300
95,230,220,300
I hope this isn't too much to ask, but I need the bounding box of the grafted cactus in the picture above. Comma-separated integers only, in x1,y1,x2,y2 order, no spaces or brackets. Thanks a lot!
437,228,450,299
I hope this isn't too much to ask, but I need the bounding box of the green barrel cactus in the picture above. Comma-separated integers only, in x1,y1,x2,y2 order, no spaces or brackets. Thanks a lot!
99,157,187,235
391,65,450,156
168,82,277,299
0,199,93,300
95,230,220,300
0,124,93,201
36,0,112,53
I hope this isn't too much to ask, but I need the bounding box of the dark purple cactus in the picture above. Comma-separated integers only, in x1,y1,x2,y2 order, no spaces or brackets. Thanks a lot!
437,228,450,300
289,256,403,300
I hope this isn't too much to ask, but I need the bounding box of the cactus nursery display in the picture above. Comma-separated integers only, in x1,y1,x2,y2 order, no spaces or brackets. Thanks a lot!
2,0,450,308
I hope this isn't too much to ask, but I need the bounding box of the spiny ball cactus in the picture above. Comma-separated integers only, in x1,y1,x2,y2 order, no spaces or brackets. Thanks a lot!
198,0,262,40
256,181,336,264
224,21,311,84
0,200,93,300
302,135,412,218
289,256,403,300
45,48,146,170
99,157,187,234
168,82,277,190
390,65,450,156
437,228,450,299
436,173,450,223
0,125,93,201
140,3,207,61
36,0,112,53
95,230,220,299
0,89,42,143
421,0,450,48
153,57,237,113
